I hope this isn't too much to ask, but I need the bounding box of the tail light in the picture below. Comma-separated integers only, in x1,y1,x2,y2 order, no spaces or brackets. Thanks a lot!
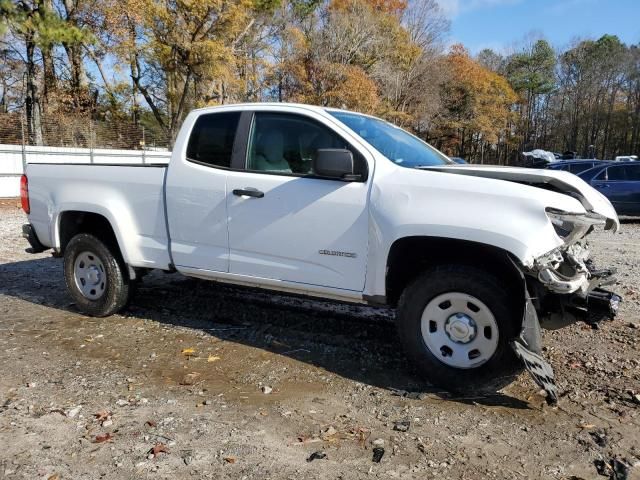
20,174,30,214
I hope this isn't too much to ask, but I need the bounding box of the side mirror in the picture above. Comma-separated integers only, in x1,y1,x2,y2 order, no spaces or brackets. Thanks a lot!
313,149,360,181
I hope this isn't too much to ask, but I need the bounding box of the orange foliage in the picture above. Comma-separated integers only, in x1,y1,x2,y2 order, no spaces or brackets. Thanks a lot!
440,44,516,146
330,0,407,15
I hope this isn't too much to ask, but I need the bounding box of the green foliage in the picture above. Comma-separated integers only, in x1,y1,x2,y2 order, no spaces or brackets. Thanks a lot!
506,40,556,96
6,0,89,48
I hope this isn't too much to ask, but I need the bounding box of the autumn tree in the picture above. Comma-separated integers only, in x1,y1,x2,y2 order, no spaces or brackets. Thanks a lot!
437,45,517,162
104,0,270,144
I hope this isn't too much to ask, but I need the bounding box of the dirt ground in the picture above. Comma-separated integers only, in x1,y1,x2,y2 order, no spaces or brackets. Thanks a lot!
1,200,639,480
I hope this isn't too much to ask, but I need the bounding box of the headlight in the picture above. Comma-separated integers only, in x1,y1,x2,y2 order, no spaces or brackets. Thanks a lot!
545,208,606,244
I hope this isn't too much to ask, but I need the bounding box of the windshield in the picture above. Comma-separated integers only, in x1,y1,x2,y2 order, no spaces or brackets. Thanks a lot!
328,111,453,167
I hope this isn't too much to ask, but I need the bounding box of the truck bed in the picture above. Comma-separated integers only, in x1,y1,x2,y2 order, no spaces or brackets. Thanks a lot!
26,163,172,270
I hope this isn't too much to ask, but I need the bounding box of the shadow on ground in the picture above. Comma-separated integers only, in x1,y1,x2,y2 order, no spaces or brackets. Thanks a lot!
0,255,531,410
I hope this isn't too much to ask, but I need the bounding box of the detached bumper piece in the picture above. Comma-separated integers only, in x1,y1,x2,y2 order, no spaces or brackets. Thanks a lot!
586,288,621,325
22,224,48,254
512,340,558,405
565,279,621,327
513,293,558,405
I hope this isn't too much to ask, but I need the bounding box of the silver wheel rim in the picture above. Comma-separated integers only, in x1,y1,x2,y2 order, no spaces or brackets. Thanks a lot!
73,251,107,300
420,292,499,369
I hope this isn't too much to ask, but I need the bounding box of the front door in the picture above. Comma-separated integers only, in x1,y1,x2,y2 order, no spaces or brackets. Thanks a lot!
226,111,370,292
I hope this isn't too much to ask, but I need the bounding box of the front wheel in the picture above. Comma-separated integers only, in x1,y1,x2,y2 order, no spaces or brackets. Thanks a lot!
63,233,132,317
396,265,523,393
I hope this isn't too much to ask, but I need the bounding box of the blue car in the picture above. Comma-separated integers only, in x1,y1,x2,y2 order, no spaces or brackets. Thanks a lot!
578,162,640,216
546,159,608,175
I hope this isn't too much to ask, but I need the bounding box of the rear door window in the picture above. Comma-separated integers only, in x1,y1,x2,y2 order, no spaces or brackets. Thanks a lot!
625,164,640,181
569,163,593,174
186,112,241,168
606,165,628,181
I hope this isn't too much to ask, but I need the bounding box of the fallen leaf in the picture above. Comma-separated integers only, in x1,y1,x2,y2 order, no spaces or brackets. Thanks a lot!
47,474,60,480
207,355,220,363
180,372,201,386
145,420,157,428
150,443,169,457
93,433,113,443
321,425,337,440
181,348,196,356
223,456,237,464
94,410,112,423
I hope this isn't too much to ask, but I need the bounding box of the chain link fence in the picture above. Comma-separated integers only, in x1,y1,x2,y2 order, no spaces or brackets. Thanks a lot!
0,112,170,151
0,112,171,197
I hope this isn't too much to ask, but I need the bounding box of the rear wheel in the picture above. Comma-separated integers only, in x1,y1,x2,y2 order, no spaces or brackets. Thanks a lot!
63,233,132,317
396,265,523,393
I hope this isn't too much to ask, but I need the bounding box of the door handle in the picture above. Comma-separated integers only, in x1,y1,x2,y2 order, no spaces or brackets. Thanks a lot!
233,188,264,198
596,184,609,188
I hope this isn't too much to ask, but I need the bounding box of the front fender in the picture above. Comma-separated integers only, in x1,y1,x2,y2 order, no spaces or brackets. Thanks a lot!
364,168,582,298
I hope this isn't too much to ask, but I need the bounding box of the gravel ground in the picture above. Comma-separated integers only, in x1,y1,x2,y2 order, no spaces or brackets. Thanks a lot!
1,199,639,480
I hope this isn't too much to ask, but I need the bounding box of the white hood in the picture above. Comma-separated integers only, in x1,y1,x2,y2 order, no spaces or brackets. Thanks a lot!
425,165,620,231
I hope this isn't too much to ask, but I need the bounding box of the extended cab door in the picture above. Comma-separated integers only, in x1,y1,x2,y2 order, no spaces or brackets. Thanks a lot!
225,110,371,292
165,110,249,272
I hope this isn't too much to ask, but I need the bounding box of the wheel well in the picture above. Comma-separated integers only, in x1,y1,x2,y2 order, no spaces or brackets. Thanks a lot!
386,236,525,308
58,211,121,259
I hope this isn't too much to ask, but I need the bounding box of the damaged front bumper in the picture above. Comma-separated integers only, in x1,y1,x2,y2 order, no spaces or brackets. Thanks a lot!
512,238,621,405
530,241,621,325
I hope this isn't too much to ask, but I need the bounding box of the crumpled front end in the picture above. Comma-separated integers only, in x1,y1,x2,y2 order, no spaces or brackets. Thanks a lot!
526,209,621,327
511,207,621,404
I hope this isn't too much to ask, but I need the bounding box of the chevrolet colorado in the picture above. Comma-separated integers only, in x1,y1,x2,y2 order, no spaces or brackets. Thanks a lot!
21,103,622,401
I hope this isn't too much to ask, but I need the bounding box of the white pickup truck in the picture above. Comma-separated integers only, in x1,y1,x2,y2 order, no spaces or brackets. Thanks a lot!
21,103,622,401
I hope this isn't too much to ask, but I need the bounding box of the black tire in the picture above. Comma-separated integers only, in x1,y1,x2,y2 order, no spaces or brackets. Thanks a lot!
63,233,132,317
396,264,523,393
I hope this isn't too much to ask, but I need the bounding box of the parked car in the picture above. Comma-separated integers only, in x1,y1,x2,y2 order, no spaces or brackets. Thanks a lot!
546,159,609,175
21,103,622,401
614,155,638,162
450,156,467,164
578,162,640,216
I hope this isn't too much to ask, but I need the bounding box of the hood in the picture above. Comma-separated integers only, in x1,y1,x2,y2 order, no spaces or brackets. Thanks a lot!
423,165,619,231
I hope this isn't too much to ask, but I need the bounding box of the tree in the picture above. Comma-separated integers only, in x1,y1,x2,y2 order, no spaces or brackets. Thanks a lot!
477,48,504,73
437,45,517,162
504,39,556,150
1,0,85,144
106,0,267,144
554,35,629,157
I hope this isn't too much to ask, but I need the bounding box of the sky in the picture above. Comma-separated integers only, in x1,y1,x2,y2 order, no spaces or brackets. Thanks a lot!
436,0,640,54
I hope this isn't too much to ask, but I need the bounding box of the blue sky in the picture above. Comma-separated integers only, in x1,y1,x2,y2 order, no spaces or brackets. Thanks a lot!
437,0,640,54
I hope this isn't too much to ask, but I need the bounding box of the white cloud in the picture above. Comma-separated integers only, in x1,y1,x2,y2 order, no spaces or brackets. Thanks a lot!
437,0,521,17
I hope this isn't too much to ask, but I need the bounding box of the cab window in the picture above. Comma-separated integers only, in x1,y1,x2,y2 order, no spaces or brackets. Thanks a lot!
186,112,241,168
246,112,367,179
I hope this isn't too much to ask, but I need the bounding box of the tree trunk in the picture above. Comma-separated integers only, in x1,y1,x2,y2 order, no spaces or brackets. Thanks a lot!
62,0,84,108
25,38,43,146
41,0,56,108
